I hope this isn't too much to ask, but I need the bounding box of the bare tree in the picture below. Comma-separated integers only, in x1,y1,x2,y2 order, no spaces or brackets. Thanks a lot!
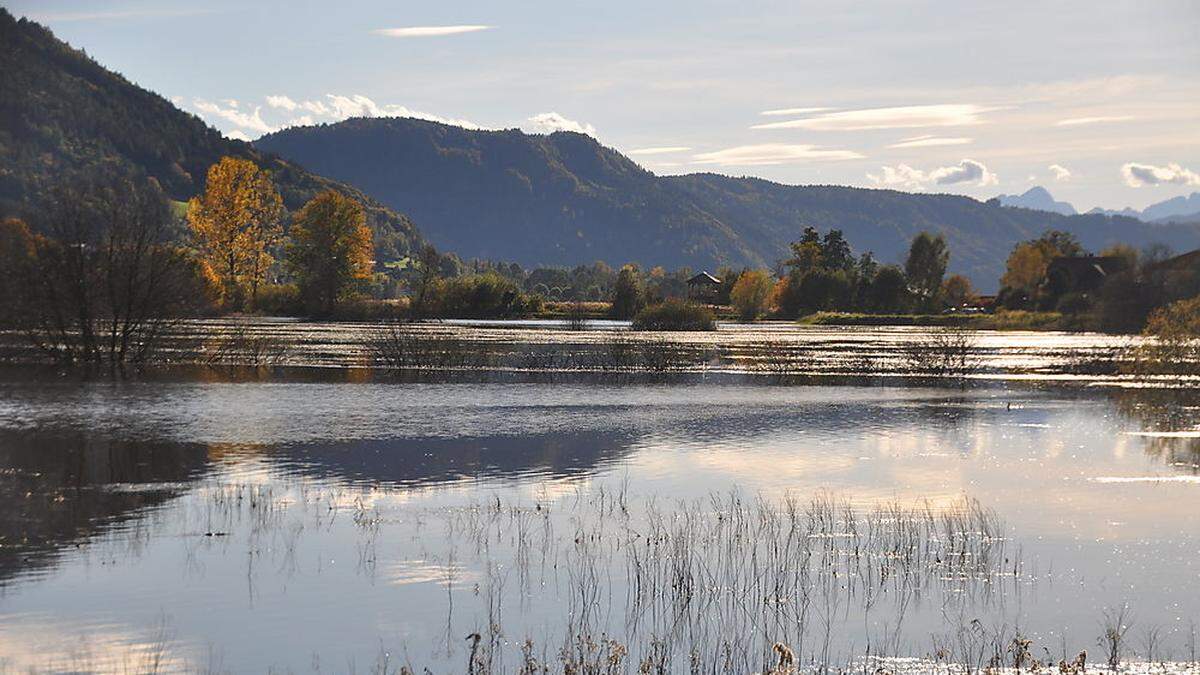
15,173,205,365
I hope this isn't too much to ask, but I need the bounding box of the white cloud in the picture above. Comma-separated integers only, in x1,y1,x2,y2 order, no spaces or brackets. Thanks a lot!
1121,162,1200,187
192,99,275,134
751,104,996,131
693,143,863,166
886,135,972,149
226,130,251,142
373,25,491,38
1048,164,1072,181
930,159,996,186
627,146,691,155
526,112,597,136
266,95,298,111
188,93,483,137
867,164,930,190
868,158,997,189
1054,115,1134,127
759,107,834,116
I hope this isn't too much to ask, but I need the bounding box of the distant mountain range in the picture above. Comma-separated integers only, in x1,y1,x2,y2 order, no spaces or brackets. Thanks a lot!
258,118,1200,290
0,9,423,261
997,186,1200,224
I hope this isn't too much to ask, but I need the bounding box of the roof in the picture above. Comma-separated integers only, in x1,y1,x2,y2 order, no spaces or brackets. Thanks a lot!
686,271,722,285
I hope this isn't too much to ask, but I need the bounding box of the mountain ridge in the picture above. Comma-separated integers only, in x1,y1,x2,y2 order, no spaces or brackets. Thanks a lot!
257,117,1200,291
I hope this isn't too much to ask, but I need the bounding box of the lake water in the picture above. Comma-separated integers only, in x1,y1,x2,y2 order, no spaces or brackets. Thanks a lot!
0,324,1197,673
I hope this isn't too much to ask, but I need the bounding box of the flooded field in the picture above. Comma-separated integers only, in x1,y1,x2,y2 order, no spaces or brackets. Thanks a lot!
0,322,1198,672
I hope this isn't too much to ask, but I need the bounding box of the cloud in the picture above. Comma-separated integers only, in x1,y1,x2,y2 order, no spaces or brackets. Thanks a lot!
1048,164,1072,181
1054,115,1134,127
188,93,483,138
526,112,596,136
192,99,275,134
930,159,996,186
886,135,972,149
627,146,691,155
266,95,298,111
226,130,251,142
868,158,997,190
1121,162,1200,187
759,107,834,117
867,164,930,190
693,143,863,166
373,25,490,38
752,104,995,131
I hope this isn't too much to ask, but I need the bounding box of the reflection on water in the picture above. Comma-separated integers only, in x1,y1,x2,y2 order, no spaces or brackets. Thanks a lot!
0,370,1197,671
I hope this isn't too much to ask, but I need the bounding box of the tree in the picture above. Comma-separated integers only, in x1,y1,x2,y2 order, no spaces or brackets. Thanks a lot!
999,230,1088,309
0,218,37,328
942,274,977,308
863,265,909,313
730,270,773,320
286,191,374,315
904,231,949,309
610,264,645,319
410,244,443,318
187,157,284,310
821,230,855,271
14,175,205,365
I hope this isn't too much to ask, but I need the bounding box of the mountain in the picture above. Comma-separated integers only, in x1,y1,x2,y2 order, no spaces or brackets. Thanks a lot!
1143,193,1200,222
256,118,1200,291
0,9,422,260
1086,192,1200,223
995,186,1077,215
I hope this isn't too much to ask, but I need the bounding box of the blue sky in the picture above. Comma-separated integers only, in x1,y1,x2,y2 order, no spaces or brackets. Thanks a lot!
11,0,1199,210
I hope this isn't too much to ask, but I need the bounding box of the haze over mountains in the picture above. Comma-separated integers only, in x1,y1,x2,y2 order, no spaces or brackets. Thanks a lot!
4,7,1200,292
997,186,1200,223
258,118,1200,290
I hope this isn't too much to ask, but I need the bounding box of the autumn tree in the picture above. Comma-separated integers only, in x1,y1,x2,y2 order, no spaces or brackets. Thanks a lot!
187,157,283,310
730,269,773,320
999,230,1086,309
285,191,373,315
942,274,977,308
610,264,645,319
904,231,949,310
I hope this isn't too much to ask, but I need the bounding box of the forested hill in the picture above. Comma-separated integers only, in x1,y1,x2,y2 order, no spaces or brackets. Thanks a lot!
257,117,1200,290
0,9,422,261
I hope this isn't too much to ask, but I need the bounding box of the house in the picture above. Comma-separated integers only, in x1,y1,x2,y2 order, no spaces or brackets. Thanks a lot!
686,271,722,302
1044,256,1127,297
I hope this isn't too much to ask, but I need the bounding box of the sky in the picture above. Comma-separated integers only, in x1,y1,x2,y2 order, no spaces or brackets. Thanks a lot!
10,0,1200,211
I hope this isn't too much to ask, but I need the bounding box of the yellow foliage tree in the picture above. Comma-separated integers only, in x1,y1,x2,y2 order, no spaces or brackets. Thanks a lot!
1000,242,1051,298
941,273,977,308
187,157,283,309
730,269,774,320
286,190,374,315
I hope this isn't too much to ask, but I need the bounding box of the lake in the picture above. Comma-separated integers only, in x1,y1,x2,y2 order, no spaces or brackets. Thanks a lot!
0,322,1197,673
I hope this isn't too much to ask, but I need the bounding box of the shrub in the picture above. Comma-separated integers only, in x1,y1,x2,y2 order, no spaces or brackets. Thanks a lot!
254,283,302,315
427,273,540,319
631,299,716,331
1125,295,1200,375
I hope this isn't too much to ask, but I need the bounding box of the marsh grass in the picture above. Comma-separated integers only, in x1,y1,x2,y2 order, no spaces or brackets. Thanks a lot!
901,328,982,377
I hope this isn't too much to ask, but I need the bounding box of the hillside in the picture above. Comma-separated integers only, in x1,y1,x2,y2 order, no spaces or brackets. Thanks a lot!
0,9,422,261
257,118,1200,290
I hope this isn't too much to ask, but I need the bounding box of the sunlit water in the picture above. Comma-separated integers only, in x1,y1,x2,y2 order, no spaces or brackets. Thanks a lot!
0,325,1197,672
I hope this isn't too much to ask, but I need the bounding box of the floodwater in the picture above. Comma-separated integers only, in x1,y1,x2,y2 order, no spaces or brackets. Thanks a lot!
0,323,1198,673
